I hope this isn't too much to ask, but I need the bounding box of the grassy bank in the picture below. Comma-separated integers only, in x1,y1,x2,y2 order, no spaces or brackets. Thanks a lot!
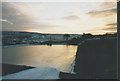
74,39,117,79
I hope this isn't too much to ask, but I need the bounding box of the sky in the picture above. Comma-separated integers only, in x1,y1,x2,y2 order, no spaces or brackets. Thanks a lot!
1,0,117,34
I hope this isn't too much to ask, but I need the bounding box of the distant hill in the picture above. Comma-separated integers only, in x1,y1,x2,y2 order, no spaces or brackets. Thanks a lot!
2,31,81,46
2,31,81,36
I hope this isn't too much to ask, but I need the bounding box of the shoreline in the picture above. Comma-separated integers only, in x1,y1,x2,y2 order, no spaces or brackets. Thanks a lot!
2,38,117,79
2,43,78,48
60,38,117,79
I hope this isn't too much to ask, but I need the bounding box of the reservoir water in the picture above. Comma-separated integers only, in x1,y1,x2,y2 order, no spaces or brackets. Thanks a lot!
2,45,78,73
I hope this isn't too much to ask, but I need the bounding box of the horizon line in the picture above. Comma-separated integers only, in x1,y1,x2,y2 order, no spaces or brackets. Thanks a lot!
1,30,117,35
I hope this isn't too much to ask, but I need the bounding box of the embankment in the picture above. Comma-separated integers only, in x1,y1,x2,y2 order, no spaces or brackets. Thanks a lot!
2,63,34,76
74,39,117,79
60,39,117,79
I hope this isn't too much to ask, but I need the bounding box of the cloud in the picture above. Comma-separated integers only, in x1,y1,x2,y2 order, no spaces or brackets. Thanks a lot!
106,23,117,26
86,8,117,17
101,27,117,31
63,16,80,20
100,1,117,9
2,2,57,31
86,1,117,18
103,22,117,31
0,19,13,25
3,24,59,32
87,22,117,33
2,3,34,28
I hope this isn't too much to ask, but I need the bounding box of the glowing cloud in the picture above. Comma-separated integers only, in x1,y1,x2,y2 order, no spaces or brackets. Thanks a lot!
2,1,117,34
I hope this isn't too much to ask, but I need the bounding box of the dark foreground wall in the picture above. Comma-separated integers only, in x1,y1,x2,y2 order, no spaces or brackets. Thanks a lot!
2,63,34,76
74,39,117,79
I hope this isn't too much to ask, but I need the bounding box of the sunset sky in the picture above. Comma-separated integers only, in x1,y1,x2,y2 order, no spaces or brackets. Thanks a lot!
2,0,117,34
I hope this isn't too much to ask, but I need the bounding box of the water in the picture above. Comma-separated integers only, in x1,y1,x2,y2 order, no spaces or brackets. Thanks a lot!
2,45,78,73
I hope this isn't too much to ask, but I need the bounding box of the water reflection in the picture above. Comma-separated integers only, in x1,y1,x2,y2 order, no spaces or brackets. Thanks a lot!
2,45,78,73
